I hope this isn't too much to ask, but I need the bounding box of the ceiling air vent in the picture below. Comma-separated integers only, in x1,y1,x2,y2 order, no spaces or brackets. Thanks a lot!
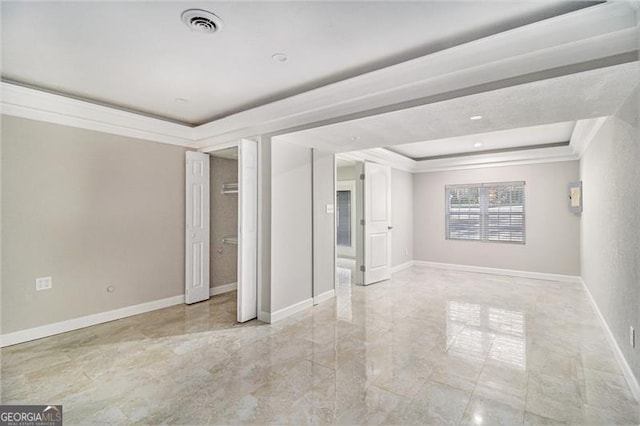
181,9,223,34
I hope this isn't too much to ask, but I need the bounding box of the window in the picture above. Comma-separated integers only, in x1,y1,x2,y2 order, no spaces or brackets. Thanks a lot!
445,181,525,244
336,190,352,246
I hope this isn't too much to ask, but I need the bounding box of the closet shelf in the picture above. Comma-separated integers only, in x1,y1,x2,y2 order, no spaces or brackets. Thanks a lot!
221,183,238,194
222,236,238,245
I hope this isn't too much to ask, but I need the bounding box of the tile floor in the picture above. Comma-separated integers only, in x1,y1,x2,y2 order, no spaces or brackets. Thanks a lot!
1,266,639,425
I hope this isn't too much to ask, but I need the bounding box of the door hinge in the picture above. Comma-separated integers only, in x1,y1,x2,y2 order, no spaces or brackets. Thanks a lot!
360,265,366,272
359,173,365,180
360,219,365,226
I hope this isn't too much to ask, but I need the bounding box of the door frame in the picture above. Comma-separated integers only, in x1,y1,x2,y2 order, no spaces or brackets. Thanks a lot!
190,139,259,322
336,180,357,258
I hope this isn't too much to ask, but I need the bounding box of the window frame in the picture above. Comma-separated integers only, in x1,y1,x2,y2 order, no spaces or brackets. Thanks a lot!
445,181,526,245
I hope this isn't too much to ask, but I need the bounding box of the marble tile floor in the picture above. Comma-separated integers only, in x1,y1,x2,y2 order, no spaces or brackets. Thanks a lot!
1,266,639,425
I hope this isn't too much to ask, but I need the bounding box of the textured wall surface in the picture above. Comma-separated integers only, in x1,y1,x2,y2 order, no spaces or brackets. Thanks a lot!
413,161,581,275
580,86,639,384
1,116,187,334
210,156,238,289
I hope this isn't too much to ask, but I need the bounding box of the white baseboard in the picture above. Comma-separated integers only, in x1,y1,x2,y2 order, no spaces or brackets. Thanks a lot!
270,298,314,323
413,260,581,283
580,278,640,402
314,289,335,305
0,294,185,348
391,260,415,274
210,282,237,296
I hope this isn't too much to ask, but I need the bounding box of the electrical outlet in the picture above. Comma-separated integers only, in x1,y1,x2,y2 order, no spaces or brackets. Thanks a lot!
631,326,635,348
35,276,52,291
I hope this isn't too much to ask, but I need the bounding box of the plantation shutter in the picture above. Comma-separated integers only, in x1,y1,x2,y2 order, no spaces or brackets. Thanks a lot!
445,181,525,244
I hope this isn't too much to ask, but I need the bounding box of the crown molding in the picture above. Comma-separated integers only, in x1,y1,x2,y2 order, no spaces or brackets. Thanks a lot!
342,144,580,174
190,2,637,148
570,116,609,158
0,3,635,153
338,148,416,173
1,82,196,147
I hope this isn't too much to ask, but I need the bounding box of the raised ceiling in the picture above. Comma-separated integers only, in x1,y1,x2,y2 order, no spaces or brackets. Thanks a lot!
1,1,595,125
1,1,638,169
276,61,640,155
389,122,577,160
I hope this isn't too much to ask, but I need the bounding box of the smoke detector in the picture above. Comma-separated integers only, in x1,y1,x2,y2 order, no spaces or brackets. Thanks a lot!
181,9,223,34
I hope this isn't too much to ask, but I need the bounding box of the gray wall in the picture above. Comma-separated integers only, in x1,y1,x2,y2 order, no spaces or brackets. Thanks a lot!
580,86,639,383
391,168,414,267
210,156,238,289
1,115,187,334
413,161,581,276
259,137,272,314
312,150,336,299
270,140,313,312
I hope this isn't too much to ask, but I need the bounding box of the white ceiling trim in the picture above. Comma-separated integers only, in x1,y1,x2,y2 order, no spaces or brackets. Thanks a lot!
0,82,196,147
412,155,581,174
569,117,609,158
344,144,582,174
338,148,416,173
0,3,634,153
412,146,579,173
0,78,604,172
193,2,636,149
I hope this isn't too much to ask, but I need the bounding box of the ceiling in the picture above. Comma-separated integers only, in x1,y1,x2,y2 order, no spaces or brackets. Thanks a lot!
1,1,595,125
276,61,639,156
389,122,577,160
1,1,638,170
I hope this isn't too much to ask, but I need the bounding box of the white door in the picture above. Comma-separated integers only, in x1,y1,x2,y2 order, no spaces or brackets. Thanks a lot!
237,139,258,322
363,162,391,285
185,151,210,304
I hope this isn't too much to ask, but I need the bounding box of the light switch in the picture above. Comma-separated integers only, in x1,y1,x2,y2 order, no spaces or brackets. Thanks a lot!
326,204,334,214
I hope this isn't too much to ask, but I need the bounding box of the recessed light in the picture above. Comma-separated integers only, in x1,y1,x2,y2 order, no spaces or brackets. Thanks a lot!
474,142,483,148
175,98,188,104
272,53,288,62
470,115,483,120
351,136,360,141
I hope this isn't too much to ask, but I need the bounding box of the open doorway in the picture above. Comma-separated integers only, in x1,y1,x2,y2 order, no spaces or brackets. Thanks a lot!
185,140,258,323
335,157,392,287
335,157,362,286
209,147,240,319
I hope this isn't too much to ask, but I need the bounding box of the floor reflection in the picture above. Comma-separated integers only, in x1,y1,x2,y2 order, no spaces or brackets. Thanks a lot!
336,257,356,286
447,301,526,370
3,267,638,424
336,257,355,321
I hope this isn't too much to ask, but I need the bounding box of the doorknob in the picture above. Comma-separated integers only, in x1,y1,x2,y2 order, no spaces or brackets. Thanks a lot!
388,226,393,230
191,233,196,238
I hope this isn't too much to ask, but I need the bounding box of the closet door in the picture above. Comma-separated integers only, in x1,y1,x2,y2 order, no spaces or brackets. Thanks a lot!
185,151,210,304
237,139,258,322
